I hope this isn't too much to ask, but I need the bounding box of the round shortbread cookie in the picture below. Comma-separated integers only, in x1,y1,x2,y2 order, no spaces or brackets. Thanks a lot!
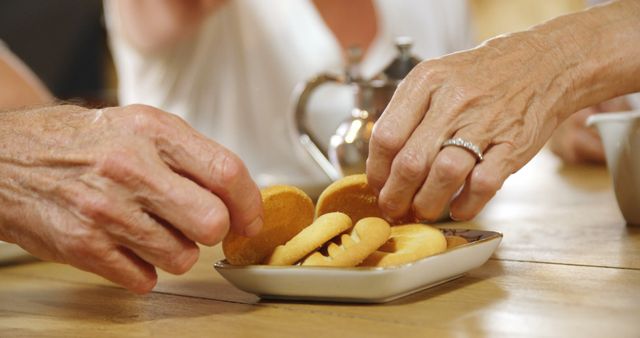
223,185,314,265
265,212,353,266
360,224,446,267
446,235,468,249
316,174,415,224
301,217,391,267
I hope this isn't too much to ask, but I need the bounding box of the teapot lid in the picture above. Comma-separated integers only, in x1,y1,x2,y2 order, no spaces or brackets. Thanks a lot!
380,36,420,81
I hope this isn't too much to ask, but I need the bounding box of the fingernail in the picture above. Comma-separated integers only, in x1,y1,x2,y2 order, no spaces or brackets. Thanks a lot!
244,217,263,237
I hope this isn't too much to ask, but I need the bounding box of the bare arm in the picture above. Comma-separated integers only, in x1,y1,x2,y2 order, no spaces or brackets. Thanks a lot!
543,0,640,116
112,0,227,53
0,46,52,110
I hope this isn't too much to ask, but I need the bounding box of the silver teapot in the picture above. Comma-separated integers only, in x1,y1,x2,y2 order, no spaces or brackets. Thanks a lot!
292,37,420,180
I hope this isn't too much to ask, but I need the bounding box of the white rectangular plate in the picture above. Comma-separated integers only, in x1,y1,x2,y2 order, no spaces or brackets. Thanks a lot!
215,228,502,303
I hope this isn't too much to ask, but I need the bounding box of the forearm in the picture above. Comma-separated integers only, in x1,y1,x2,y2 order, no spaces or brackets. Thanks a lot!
113,0,226,53
0,105,86,242
532,0,640,119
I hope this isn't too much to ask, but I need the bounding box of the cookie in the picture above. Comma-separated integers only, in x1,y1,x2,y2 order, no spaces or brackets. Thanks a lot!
222,185,314,265
446,235,468,249
316,174,415,224
360,224,446,267
302,217,391,267
265,212,352,266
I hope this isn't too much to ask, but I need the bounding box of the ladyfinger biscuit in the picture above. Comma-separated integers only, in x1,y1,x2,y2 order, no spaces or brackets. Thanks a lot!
265,212,353,266
302,217,391,267
223,185,314,265
360,224,446,267
316,174,415,224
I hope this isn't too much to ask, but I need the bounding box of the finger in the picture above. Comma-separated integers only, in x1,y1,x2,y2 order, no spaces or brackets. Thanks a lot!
140,162,233,246
149,111,263,237
449,143,515,220
377,116,446,219
68,243,158,294
98,146,233,245
106,208,200,275
78,177,202,272
367,65,432,193
411,145,477,221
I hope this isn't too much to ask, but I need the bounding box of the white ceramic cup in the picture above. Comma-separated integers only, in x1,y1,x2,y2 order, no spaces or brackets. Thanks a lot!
587,110,640,225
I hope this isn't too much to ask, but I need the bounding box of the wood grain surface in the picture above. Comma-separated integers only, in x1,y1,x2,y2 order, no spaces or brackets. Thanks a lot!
1,149,639,337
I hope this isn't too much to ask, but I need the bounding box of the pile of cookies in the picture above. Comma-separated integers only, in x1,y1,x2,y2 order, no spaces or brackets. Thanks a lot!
223,174,468,267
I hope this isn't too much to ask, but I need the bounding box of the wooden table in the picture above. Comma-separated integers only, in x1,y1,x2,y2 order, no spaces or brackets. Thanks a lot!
1,149,639,337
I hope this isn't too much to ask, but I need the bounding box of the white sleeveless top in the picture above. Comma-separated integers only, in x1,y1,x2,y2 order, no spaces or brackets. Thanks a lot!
105,0,473,192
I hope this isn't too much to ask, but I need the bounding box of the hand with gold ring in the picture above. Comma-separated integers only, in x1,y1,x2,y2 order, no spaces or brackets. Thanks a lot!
366,0,640,222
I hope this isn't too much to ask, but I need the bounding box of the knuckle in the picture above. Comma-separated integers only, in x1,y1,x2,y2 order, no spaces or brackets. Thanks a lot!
394,150,426,180
433,152,468,181
471,171,502,196
411,60,441,83
412,60,434,77
74,194,112,221
123,104,163,133
209,151,244,192
371,126,404,156
98,148,144,180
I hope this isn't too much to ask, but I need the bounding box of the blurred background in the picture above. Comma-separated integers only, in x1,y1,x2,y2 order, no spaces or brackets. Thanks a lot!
0,0,586,107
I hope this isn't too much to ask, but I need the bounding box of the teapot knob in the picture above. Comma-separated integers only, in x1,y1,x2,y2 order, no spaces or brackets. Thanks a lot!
381,36,420,81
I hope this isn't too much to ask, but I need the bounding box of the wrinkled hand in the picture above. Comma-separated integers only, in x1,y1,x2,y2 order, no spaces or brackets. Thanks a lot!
550,96,631,164
0,104,262,293
367,33,579,222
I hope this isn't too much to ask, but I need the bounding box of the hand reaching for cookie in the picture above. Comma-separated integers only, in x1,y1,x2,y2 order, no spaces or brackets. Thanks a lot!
366,1,640,222
0,104,263,293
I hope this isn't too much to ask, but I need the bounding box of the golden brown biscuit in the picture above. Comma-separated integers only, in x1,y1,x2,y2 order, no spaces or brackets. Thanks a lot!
446,235,468,249
265,212,353,266
315,174,415,224
360,224,446,267
222,185,314,265
302,217,391,267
